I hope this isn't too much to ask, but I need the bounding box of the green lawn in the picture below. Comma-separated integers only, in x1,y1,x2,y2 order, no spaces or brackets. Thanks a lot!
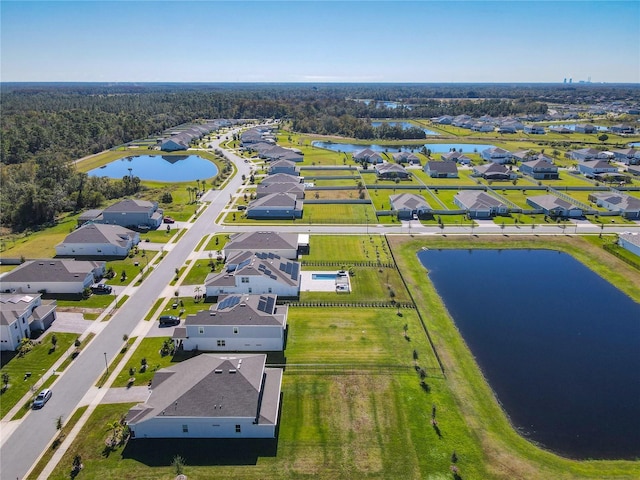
305,235,393,264
182,259,219,285
106,250,158,286
428,189,459,209
139,228,178,244
204,234,230,251
0,332,76,419
55,294,115,309
0,213,80,259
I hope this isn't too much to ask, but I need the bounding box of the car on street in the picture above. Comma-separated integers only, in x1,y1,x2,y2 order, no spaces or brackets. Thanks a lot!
163,216,175,224
237,205,247,211
32,389,52,409
91,284,112,294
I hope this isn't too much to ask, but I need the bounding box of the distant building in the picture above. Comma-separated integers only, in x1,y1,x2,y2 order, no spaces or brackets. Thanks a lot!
454,191,508,218
55,223,140,257
0,293,57,351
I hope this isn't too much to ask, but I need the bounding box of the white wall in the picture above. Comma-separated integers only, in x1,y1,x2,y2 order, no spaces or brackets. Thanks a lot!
182,324,284,352
55,242,130,257
130,415,276,439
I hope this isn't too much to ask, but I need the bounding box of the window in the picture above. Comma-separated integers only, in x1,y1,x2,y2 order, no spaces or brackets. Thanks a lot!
217,340,226,347
241,277,249,283
248,288,252,293
182,424,189,433
198,327,205,334
268,288,272,293
233,327,239,335
235,424,241,433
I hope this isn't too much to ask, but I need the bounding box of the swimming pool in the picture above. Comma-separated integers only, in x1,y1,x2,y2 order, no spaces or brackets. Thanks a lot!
312,273,337,280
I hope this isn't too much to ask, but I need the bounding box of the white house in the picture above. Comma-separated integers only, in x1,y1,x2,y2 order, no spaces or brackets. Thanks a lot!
268,159,300,175
577,160,618,177
55,223,140,257
589,192,640,219
246,193,303,219
473,163,515,180
256,182,305,200
260,173,303,185
175,294,287,352
389,193,432,220
481,147,513,164
205,251,301,298
0,259,106,295
618,232,640,257
125,354,283,439
353,148,383,164
224,232,301,260
0,293,57,351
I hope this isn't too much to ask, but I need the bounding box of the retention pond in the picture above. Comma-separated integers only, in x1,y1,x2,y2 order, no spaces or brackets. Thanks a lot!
418,248,640,459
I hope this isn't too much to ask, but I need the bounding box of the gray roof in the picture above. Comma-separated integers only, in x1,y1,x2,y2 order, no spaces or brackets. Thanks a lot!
256,182,305,198
126,354,282,425
226,231,299,253
249,192,301,209
527,195,578,210
269,159,297,169
1,259,105,283
184,294,285,327
426,161,458,174
590,192,640,211
103,199,155,213
619,232,640,248
455,190,506,210
375,163,408,175
206,251,300,288
78,209,103,222
474,163,510,175
0,293,40,326
521,158,557,170
389,193,431,211
260,173,302,185
58,224,137,248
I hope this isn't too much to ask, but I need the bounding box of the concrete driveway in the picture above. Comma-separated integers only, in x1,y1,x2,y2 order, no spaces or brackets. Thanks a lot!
50,312,93,334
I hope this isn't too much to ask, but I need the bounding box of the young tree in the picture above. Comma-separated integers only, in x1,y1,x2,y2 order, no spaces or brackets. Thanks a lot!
51,334,58,351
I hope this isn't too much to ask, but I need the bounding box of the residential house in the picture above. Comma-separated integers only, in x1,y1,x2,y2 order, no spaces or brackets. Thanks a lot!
567,148,608,162
519,158,559,180
610,124,635,134
223,232,302,260
452,115,473,128
512,150,537,162
480,147,513,164
374,162,410,180
392,151,421,165
260,173,303,185
618,232,640,257
174,294,287,352
612,148,640,165
471,122,495,133
353,148,383,164
497,124,518,134
246,193,303,219
549,126,573,134
101,199,163,229
55,224,140,258
629,165,640,176
523,125,546,134
577,160,618,177
473,163,514,180
389,193,432,220
76,209,104,227
588,192,640,219
268,160,300,176
454,191,508,218
0,294,57,351
431,115,453,125
160,137,188,152
0,259,105,295
526,195,583,218
256,182,305,200
205,251,301,298
125,353,282,438
441,151,471,165
574,124,597,134
424,161,459,178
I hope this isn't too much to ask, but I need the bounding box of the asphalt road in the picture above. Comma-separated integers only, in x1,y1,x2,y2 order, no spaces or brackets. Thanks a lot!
0,131,251,480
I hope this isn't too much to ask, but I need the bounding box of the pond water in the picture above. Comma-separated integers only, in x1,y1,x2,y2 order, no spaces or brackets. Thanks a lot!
88,155,218,182
370,121,438,135
312,142,495,154
418,249,640,459
628,142,640,147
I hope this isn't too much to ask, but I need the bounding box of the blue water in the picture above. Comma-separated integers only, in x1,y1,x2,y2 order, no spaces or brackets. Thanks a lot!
312,141,495,154
419,249,640,460
628,142,640,147
371,121,438,135
312,273,337,280
89,155,218,182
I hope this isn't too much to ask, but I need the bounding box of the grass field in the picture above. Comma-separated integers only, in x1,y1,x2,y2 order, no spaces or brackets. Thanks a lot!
389,234,640,479
305,235,393,264
0,332,76,419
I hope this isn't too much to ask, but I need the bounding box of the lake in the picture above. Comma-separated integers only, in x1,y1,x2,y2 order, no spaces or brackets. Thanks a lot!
88,155,218,182
312,141,495,154
418,249,640,459
371,121,438,135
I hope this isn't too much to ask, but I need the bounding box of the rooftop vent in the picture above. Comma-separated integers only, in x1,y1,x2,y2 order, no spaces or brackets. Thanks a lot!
214,369,223,374
229,369,237,374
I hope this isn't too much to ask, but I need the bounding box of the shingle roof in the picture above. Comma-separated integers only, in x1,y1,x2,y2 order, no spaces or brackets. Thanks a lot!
260,173,301,185
58,224,136,248
1,259,104,283
249,192,300,209
426,161,458,174
226,232,299,253
389,193,431,211
590,192,640,211
184,294,285,327
455,190,506,210
527,195,578,210
103,199,155,213
206,252,300,288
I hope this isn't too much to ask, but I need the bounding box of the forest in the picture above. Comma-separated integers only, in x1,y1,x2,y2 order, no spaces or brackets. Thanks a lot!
1,82,638,232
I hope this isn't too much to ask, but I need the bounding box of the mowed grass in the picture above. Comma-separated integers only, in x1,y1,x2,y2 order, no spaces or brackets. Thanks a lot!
0,213,79,259
47,306,490,479
302,203,375,224
0,332,76,419
389,234,640,479
305,235,393,264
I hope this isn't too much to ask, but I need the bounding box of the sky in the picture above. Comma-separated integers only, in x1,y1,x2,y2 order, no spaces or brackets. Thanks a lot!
1,0,638,83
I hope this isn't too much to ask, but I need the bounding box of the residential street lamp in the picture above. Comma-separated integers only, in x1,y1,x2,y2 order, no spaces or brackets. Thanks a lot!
104,352,108,374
